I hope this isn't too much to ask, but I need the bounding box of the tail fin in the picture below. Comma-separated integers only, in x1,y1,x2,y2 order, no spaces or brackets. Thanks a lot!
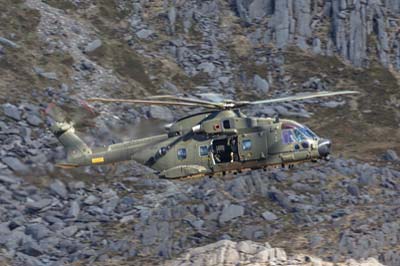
46,104,92,164
51,121,92,159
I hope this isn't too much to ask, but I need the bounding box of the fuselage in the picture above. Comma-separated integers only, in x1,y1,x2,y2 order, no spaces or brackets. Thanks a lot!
60,110,331,179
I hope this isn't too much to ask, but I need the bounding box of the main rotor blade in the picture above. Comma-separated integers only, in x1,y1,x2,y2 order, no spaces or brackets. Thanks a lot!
87,97,221,109
147,95,224,108
243,90,360,106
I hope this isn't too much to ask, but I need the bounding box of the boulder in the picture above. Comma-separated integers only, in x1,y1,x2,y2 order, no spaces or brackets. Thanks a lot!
68,200,80,219
26,114,43,127
253,75,269,93
2,157,29,174
197,62,216,75
3,103,21,121
261,210,278,221
148,106,174,121
136,29,154,39
25,224,51,241
84,39,102,53
25,199,53,212
383,149,399,161
0,37,19,48
219,204,244,224
49,179,68,199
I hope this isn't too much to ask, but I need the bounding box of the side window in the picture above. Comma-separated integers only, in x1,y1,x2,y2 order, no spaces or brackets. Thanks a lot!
282,129,295,144
199,145,209,156
242,139,252,151
177,148,187,160
223,120,231,129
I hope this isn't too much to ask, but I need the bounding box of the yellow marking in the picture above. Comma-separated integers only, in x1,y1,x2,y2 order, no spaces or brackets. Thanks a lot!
92,157,105,164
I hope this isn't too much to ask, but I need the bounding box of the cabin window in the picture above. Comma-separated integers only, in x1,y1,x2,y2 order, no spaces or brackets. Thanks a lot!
177,148,187,160
159,147,167,155
223,120,231,129
242,139,252,150
199,145,209,156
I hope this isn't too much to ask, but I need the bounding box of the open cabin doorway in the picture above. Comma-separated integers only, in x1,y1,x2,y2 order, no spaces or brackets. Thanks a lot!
211,136,239,164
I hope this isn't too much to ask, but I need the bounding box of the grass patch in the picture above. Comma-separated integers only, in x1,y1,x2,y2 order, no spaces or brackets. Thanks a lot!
87,39,153,94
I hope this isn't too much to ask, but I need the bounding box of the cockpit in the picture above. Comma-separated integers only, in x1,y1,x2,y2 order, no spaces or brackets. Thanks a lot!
281,122,318,145
281,121,331,160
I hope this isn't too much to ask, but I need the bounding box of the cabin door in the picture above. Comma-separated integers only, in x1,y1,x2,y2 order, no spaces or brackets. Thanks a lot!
238,132,267,162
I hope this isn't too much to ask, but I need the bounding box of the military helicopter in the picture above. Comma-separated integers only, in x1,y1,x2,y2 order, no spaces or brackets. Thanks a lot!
47,91,358,179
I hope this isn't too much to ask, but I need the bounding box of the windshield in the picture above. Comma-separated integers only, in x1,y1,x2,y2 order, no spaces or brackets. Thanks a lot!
281,123,318,144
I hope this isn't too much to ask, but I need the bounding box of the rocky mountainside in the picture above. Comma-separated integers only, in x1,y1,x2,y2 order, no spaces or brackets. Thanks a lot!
0,0,400,266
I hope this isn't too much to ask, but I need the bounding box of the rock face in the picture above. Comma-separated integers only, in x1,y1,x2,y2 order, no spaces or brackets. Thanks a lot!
233,0,399,68
164,240,384,266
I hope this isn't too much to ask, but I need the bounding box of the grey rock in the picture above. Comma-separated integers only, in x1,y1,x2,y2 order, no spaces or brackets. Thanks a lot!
68,200,80,219
26,114,43,127
84,39,102,53
197,62,216,75
141,223,158,245
25,223,51,241
248,0,268,20
164,240,291,265
168,6,177,32
49,179,68,199
136,29,154,39
261,210,278,221
3,103,21,120
40,72,58,80
80,60,95,71
2,157,29,174
20,240,44,257
273,0,290,48
84,195,99,205
68,181,85,190
0,175,20,184
162,81,179,93
253,75,269,93
25,199,52,212
0,37,19,48
268,190,293,211
219,204,244,224
120,215,135,223
321,101,346,108
312,38,322,54
383,149,399,161
103,196,119,214
148,106,174,121
61,225,78,237
347,184,360,197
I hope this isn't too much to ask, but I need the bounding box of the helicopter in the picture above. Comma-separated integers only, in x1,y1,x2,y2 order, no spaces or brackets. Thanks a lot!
47,91,359,179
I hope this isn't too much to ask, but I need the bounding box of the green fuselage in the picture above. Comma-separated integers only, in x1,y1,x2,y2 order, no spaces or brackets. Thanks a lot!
57,110,326,179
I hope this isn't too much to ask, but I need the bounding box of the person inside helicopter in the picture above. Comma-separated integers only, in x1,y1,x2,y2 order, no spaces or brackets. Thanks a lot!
212,137,239,163
281,122,318,145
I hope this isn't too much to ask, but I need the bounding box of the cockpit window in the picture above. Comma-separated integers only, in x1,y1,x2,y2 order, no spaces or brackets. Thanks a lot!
293,129,306,142
282,123,318,144
301,127,317,139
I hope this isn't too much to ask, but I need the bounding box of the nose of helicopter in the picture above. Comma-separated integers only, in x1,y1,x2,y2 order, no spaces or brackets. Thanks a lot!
318,139,331,160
